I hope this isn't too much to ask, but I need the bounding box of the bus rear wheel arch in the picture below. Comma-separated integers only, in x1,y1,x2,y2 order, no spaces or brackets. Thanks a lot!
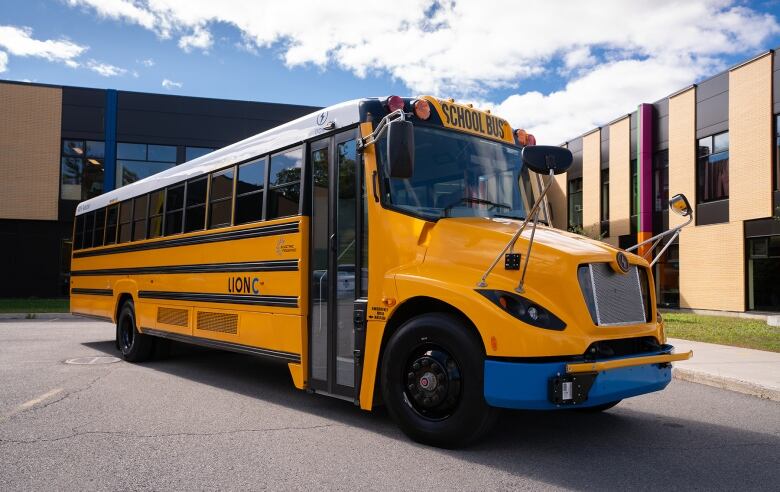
116,298,154,362
380,312,497,448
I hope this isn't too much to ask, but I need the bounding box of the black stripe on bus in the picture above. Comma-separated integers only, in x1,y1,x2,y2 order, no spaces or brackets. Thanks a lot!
141,328,301,364
73,221,299,258
71,288,114,297
72,312,114,322
138,291,299,308
71,259,299,277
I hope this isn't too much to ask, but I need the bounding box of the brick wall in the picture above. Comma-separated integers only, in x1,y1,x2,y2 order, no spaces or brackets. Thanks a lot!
0,83,62,220
668,88,696,228
582,129,601,235
609,117,630,237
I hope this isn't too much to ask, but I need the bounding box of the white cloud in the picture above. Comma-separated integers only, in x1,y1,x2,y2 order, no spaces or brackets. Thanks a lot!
178,26,212,52
0,51,7,72
0,25,87,65
65,1,780,142
86,59,127,77
162,78,182,89
139,58,155,67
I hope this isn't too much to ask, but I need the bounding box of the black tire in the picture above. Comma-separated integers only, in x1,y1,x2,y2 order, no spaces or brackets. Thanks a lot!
575,400,621,413
380,313,497,448
116,299,154,362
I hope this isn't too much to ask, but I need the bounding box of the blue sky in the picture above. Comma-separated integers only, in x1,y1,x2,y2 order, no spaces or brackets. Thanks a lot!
2,1,780,143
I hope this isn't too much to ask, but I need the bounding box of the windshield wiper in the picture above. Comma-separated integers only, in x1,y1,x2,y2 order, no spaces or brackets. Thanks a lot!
442,197,512,216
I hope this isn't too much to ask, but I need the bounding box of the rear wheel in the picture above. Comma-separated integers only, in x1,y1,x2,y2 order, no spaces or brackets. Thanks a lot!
116,299,154,362
380,313,497,448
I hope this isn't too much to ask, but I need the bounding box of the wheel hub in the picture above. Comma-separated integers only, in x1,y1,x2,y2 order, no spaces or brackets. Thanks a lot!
404,348,461,420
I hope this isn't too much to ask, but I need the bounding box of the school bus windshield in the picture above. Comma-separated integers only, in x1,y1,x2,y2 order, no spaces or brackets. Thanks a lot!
381,125,534,220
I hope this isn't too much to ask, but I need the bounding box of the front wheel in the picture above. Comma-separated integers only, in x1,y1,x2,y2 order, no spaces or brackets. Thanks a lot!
380,313,497,448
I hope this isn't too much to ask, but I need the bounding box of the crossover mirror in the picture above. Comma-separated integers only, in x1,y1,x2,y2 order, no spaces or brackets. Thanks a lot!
386,119,415,178
669,193,692,217
521,145,573,175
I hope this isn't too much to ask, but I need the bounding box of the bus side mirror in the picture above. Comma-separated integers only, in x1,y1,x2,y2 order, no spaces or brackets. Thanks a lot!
521,145,572,175
386,119,414,178
669,194,692,217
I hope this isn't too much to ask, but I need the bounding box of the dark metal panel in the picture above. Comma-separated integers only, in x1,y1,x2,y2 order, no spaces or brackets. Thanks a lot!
61,87,105,139
630,111,638,159
600,126,610,169
654,98,669,151
696,91,729,138
696,199,729,225
773,51,780,113
696,72,729,102
745,216,780,237
567,137,583,178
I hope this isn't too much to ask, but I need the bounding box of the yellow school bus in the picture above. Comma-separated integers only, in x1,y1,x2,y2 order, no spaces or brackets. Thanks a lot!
70,95,692,447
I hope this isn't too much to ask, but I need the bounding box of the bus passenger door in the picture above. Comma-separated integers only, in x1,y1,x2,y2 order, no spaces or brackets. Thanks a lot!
309,129,367,400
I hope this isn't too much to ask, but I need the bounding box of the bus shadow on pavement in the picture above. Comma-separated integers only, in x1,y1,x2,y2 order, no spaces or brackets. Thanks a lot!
82,339,780,491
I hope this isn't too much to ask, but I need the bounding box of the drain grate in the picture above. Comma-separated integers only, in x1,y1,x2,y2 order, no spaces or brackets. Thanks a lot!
65,356,121,365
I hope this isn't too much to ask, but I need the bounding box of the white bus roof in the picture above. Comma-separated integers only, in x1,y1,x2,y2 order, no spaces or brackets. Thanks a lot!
75,99,363,215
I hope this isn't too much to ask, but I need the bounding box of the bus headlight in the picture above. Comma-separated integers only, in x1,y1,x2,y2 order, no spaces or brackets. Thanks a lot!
476,290,566,331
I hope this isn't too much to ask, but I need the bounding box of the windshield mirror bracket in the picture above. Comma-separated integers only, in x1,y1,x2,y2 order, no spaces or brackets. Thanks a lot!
357,109,407,152
477,169,555,289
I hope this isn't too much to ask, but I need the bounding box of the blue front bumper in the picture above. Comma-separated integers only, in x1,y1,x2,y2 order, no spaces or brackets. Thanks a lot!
484,350,673,410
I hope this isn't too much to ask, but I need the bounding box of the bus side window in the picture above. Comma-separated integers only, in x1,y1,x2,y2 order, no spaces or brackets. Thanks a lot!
267,147,302,219
83,211,95,249
165,184,185,236
148,190,165,239
94,207,106,247
132,195,148,241
235,158,266,225
184,177,207,232
105,205,118,245
208,167,235,229
73,214,85,250
118,199,133,243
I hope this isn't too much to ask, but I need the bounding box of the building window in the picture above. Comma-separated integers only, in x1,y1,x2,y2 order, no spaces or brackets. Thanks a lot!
697,132,729,203
775,115,780,192
747,236,780,311
235,157,266,225
567,178,583,230
60,139,105,200
630,158,638,233
654,240,679,308
208,167,235,229
600,169,609,236
267,147,303,220
653,150,669,212
186,147,215,161
117,143,177,188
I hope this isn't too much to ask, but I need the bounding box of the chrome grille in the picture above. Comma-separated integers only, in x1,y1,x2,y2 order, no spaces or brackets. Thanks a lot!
578,263,646,326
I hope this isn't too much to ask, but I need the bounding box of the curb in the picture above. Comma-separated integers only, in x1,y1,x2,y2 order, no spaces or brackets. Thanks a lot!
673,367,780,402
0,313,76,320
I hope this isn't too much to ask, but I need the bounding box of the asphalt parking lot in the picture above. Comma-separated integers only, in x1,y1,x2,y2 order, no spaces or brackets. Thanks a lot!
1,319,778,491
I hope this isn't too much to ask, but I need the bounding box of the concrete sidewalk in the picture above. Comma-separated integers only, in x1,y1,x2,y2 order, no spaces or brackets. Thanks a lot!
669,338,780,402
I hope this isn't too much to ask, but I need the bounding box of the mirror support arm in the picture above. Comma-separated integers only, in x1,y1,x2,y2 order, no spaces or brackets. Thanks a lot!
626,213,693,267
477,168,555,288
357,109,405,152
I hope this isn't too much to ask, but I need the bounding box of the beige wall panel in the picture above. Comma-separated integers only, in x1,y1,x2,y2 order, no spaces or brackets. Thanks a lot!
668,88,697,228
582,130,601,235
729,54,773,221
678,222,744,311
549,172,567,229
609,117,630,237
0,83,62,220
